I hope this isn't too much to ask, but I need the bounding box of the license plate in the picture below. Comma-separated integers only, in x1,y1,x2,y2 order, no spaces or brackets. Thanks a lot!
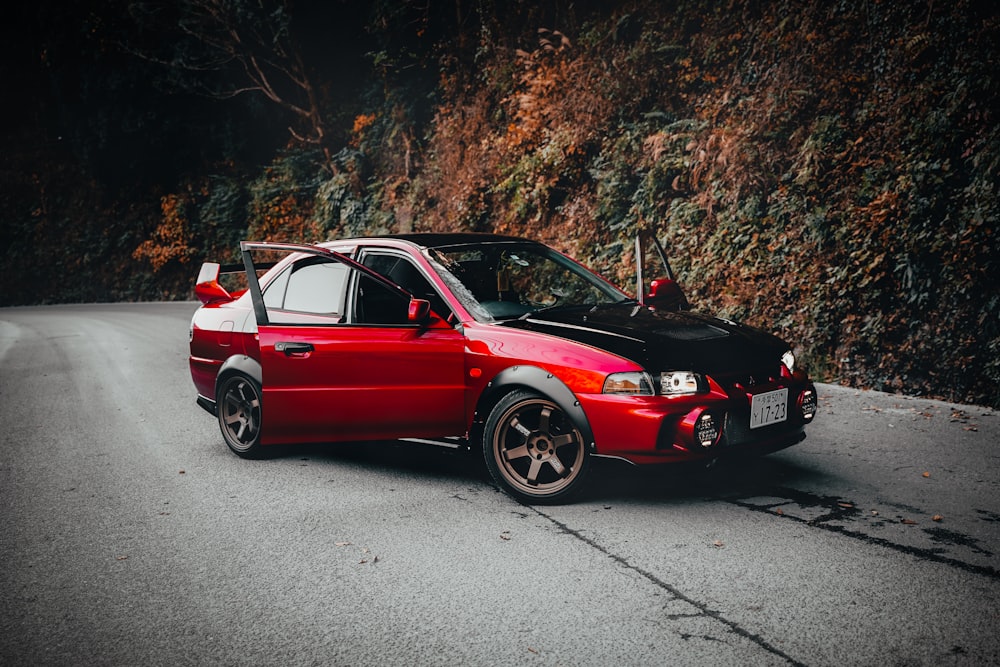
750,388,788,429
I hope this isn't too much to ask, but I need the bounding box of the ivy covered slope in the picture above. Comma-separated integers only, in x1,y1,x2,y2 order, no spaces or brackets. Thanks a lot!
3,1,997,407
404,1,1000,406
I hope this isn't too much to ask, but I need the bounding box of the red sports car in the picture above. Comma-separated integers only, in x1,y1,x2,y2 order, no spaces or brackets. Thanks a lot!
189,233,817,502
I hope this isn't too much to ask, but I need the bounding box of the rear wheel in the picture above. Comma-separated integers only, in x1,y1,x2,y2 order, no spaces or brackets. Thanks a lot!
483,390,590,503
217,374,265,458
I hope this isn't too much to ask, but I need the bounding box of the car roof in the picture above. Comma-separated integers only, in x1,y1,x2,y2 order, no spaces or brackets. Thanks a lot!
342,232,535,250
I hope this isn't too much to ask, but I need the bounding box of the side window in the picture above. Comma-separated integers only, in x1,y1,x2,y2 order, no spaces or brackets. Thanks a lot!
265,257,349,322
284,261,348,313
361,253,452,321
355,274,411,325
262,266,291,310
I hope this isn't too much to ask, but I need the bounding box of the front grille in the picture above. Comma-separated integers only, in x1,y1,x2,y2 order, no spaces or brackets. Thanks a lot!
713,364,781,390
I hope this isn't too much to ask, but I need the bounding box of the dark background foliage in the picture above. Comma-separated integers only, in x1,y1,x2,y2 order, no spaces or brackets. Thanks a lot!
2,0,998,407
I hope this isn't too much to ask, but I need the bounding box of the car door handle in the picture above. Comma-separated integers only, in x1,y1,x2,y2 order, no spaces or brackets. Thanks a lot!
274,342,314,356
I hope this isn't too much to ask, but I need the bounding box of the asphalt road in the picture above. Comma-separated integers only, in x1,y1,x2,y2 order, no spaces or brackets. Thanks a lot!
1,302,998,666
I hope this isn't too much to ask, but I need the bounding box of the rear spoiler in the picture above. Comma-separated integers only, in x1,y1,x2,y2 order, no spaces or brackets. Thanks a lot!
194,261,277,305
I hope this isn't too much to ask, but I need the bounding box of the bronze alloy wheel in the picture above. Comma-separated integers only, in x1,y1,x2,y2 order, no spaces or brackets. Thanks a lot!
484,390,590,503
217,374,264,458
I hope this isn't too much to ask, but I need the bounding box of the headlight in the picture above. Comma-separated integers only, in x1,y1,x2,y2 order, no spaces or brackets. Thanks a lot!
781,350,795,373
603,371,655,395
660,371,706,396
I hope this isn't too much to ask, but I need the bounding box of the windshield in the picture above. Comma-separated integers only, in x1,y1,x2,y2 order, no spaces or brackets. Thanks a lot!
427,242,630,321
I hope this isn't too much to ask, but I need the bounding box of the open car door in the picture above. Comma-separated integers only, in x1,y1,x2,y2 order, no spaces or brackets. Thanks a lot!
240,242,466,445
634,233,689,311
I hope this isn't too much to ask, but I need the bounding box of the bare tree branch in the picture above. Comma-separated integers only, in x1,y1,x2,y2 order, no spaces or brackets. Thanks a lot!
127,0,332,170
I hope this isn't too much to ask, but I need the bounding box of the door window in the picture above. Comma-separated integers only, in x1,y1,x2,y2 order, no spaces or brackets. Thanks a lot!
360,253,453,321
263,257,349,322
354,274,411,325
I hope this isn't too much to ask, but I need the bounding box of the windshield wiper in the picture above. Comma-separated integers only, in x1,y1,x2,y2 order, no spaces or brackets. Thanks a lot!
517,303,575,319
588,298,637,313
523,302,616,320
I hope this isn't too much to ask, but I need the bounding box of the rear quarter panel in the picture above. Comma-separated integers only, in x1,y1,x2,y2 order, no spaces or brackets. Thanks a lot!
189,299,255,398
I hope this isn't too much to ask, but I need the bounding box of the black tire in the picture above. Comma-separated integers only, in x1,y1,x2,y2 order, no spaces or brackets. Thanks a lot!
217,373,265,458
483,390,590,503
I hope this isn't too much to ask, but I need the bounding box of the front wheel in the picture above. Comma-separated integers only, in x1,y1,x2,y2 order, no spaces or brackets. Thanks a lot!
217,373,265,458
483,390,590,503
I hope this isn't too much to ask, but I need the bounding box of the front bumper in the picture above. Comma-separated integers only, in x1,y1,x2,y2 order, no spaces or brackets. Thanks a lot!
578,380,817,465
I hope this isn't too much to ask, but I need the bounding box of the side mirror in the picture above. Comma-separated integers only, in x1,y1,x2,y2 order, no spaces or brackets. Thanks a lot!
407,298,432,323
647,278,689,311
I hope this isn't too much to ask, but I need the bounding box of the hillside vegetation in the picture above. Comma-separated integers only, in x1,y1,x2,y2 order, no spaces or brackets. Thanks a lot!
4,0,998,406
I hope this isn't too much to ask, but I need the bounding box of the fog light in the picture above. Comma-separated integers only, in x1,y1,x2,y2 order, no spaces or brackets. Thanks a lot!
678,408,724,450
799,389,817,421
695,412,720,447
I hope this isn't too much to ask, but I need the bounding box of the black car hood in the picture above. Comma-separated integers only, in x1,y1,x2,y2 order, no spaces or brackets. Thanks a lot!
500,303,788,375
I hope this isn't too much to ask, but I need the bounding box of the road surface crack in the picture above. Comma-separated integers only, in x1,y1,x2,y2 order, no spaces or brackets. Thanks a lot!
725,487,1000,580
529,505,807,667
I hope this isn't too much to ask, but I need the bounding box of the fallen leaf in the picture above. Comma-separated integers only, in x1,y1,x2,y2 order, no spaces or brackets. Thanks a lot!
359,559,368,564
922,471,931,478
500,530,512,541
528,647,539,655
871,510,879,517
837,502,854,509
116,555,128,561
178,470,186,475
335,541,351,547
373,555,380,563
964,426,978,432
775,508,784,516
901,518,918,525
712,540,724,548
932,515,943,522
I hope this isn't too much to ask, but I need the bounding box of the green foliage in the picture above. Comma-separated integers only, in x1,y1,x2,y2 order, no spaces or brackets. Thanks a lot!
244,149,326,242
313,149,396,239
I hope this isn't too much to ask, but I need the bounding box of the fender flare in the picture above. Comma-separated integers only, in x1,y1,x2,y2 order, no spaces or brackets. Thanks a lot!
479,365,596,453
216,354,263,393
195,355,262,417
